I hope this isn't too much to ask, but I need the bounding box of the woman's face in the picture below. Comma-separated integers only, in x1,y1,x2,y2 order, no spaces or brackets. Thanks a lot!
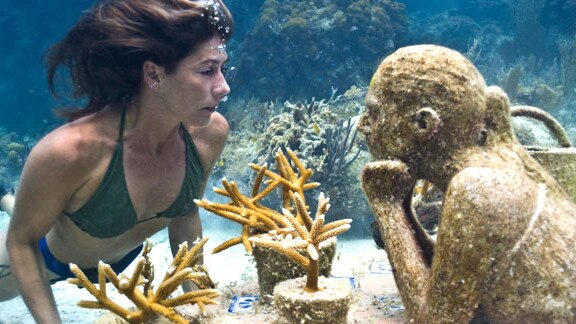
158,36,230,127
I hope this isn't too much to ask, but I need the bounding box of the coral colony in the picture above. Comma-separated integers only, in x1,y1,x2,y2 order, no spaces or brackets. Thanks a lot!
249,191,351,292
196,148,352,292
68,238,218,324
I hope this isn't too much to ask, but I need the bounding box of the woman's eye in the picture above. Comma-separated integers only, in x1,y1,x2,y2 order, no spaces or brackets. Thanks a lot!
200,68,217,76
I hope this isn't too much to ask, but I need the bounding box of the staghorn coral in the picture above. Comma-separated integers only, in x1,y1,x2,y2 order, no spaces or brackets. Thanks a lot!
68,238,219,324
197,147,351,292
249,191,352,292
195,148,321,254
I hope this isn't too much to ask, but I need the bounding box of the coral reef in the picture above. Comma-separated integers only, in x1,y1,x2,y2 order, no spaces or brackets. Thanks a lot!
68,238,219,324
405,0,576,132
234,0,408,100
0,129,32,187
220,89,372,235
540,0,576,35
495,58,567,113
558,33,576,98
509,0,548,59
416,14,482,54
324,117,364,185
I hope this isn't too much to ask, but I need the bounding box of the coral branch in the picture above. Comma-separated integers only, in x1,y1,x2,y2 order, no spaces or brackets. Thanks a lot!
251,190,352,291
213,236,243,254
197,148,320,253
68,238,218,323
198,147,352,292
249,237,310,268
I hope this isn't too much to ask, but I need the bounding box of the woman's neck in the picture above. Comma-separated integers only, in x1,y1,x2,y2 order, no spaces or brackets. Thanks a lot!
122,98,182,157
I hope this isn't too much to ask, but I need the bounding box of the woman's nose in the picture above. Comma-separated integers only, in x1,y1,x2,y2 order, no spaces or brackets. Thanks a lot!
220,80,230,96
214,75,230,97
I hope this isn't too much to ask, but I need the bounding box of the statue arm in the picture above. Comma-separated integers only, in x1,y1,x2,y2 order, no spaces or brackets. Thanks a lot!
361,161,429,314
363,163,532,323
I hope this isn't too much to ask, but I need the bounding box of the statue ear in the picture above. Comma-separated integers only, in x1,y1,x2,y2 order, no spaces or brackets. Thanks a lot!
485,86,513,137
411,107,441,140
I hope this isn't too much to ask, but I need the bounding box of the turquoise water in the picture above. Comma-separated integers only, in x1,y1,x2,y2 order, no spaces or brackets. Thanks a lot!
1,0,575,321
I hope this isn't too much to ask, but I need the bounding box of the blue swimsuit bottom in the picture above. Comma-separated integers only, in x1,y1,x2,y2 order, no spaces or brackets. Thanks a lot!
39,237,143,284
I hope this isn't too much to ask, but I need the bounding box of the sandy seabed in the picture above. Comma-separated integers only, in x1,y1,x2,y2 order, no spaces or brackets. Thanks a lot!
0,216,404,324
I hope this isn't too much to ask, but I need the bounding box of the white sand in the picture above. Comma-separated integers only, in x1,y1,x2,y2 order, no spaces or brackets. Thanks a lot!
0,213,404,323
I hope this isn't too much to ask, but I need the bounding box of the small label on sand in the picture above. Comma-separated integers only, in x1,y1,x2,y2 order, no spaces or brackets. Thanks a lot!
330,276,356,288
227,295,259,314
369,260,392,274
377,295,405,316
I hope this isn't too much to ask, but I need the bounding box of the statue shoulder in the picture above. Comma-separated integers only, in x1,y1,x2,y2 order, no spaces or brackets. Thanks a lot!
442,167,537,240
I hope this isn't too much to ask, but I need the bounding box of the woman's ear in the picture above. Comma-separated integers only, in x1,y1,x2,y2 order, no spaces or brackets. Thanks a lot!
143,61,165,89
411,107,441,141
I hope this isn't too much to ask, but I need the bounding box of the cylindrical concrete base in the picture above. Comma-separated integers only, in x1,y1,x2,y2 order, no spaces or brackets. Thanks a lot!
273,276,352,324
253,236,337,303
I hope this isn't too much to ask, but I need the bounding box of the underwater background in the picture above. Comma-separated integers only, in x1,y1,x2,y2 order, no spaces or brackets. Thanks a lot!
1,0,576,239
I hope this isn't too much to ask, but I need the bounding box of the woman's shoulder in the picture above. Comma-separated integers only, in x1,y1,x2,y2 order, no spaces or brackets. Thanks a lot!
186,112,229,171
188,112,229,146
28,113,118,173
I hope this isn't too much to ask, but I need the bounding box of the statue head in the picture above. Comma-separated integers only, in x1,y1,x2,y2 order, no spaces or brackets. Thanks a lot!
359,45,513,168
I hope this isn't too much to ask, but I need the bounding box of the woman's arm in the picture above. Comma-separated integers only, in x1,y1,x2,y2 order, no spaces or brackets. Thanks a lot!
168,207,203,292
6,129,93,323
168,112,229,292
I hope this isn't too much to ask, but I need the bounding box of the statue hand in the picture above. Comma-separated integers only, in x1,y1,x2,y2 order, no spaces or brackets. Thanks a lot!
361,160,416,202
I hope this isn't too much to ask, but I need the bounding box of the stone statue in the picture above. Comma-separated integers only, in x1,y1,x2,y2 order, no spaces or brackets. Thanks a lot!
359,44,576,323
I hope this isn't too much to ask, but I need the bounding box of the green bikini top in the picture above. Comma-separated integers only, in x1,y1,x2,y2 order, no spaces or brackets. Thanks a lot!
64,110,205,238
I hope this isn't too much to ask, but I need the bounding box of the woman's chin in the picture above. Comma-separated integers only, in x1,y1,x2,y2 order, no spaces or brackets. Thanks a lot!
188,109,216,127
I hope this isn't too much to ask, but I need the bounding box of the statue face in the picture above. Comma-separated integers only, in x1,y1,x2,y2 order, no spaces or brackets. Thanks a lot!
360,45,494,165
359,80,415,161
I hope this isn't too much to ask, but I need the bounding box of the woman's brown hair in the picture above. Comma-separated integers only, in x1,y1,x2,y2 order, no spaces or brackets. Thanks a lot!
46,0,234,120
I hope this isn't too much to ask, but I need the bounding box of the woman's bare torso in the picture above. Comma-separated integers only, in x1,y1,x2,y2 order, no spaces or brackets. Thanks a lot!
41,107,209,268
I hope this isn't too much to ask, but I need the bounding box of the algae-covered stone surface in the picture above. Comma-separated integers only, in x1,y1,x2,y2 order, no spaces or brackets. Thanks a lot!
530,148,576,200
253,237,336,304
360,44,576,323
273,276,352,324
